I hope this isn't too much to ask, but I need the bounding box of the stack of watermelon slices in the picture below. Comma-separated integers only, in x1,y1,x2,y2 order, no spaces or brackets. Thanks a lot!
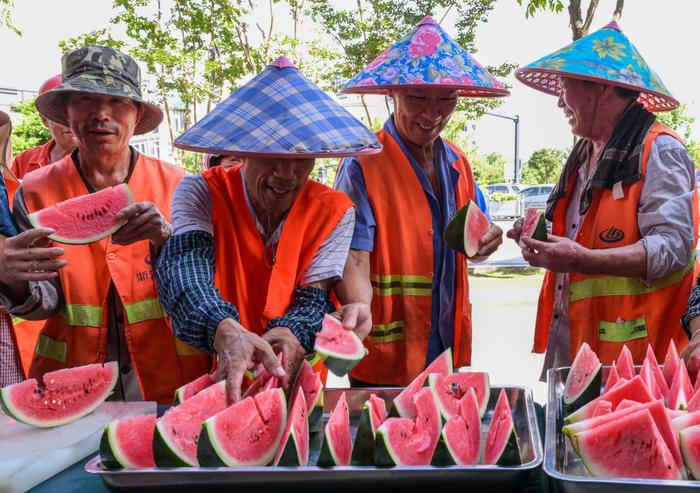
562,341,700,480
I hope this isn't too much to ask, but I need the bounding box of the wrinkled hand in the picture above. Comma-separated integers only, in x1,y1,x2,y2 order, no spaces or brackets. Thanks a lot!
681,332,700,382
470,223,503,261
213,318,285,404
333,302,372,341
112,201,171,248
0,228,66,287
520,234,586,273
262,327,306,390
506,217,524,245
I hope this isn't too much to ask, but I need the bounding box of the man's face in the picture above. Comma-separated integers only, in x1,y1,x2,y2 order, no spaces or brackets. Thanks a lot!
558,77,605,138
243,157,315,214
220,156,239,170
65,93,143,154
392,88,458,148
43,118,77,152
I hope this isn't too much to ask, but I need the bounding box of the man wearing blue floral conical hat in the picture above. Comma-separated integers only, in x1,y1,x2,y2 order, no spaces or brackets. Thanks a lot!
510,21,698,375
334,16,508,387
155,56,382,403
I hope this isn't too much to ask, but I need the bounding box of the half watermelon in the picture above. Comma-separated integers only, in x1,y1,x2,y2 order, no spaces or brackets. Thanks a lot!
100,414,156,469
317,392,352,467
563,342,602,410
351,394,387,465
0,362,118,428
28,183,132,244
314,314,366,377
390,348,452,419
432,387,482,466
483,389,521,465
444,200,490,257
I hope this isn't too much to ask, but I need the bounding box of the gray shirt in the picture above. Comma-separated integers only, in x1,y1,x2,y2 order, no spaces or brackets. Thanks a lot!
541,135,696,378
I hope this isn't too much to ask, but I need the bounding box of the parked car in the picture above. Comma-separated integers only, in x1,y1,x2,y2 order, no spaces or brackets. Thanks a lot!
485,183,521,196
519,184,554,212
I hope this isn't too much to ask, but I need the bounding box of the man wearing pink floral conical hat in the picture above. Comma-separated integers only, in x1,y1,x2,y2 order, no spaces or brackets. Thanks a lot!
510,21,698,375
334,16,509,387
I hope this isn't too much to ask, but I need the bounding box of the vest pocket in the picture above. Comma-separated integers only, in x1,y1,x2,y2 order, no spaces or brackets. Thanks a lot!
598,317,647,343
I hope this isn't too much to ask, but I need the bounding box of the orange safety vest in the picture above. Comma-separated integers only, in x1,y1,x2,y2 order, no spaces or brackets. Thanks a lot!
22,154,211,403
534,123,699,364
11,140,56,179
350,130,475,386
203,165,353,377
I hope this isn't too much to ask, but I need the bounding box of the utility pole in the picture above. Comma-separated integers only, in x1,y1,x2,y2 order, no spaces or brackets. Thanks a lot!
484,111,521,184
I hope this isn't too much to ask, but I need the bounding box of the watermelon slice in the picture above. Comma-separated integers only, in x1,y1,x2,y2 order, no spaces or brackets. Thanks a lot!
603,362,620,393
0,362,118,428
644,344,669,399
672,411,700,434
444,200,490,257
564,342,602,410
153,381,227,467
687,390,700,413
390,348,452,419
591,400,612,417
639,359,665,401
572,408,682,480
615,345,635,381
198,388,287,467
680,424,700,479
99,414,156,469
428,371,490,420
565,376,652,424
518,208,547,247
483,389,520,465
173,373,216,405
28,183,132,244
289,359,324,433
432,388,482,466
668,361,694,410
274,390,309,466
663,340,680,388
317,392,352,467
314,315,366,377
375,387,441,466
351,394,387,465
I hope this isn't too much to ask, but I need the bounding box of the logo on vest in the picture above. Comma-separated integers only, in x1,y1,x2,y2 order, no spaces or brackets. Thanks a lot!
598,226,625,244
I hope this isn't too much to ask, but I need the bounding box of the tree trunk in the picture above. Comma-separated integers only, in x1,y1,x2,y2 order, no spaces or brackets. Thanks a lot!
360,94,373,128
613,0,624,20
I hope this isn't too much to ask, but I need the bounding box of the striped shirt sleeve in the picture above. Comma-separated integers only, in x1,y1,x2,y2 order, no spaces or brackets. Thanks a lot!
300,207,355,286
171,174,213,236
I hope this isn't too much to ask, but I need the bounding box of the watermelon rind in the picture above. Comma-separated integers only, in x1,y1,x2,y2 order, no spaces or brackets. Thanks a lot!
518,209,547,248
274,391,309,466
373,419,411,467
314,315,367,377
99,426,126,469
153,422,195,467
275,432,306,466
309,404,324,433
494,429,521,466
563,343,602,411
0,362,118,428
28,184,133,245
351,405,376,466
444,204,468,255
483,389,521,466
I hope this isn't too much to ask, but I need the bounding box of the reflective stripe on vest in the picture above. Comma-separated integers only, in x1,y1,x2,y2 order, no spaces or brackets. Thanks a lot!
368,320,404,344
598,316,648,343
570,252,696,302
370,274,433,296
58,298,165,327
34,333,67,362
124,298,165,324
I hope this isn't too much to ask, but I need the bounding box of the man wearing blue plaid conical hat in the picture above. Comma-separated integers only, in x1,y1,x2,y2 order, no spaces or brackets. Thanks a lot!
334,16,508,387
155,56,381,403
509,21,698,375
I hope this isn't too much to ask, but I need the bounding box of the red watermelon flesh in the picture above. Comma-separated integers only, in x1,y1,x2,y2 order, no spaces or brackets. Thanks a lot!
154,381,227,467
0,362,118,428
591,400,612,417
439,388,482,465
318,392,352,466
603,362,620,393
391,348,452,419
687,390,700,413
519,208,547,247
174,373,216,404
100,414,156,468
672,411,700,434
375,387,441,466
615,345,635,381
573,408,682,480
564,342,602,407
368,394,387,432
198,388,287,467
274,390,309,466
28,183,132,244
668,409,687,420
644,345,669,399
680,424,700,479
290,360,324,431
668,362,693,410
663,340,680,388
565,376,652,424
314,314,366,377
428,371,489,419
483,389,520,465
615,399,642,411
464,201,490,257
639,359,665,400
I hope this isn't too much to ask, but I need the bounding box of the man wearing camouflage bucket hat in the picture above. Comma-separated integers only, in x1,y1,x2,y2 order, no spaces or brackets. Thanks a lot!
0,46,211,402
508,21,698,375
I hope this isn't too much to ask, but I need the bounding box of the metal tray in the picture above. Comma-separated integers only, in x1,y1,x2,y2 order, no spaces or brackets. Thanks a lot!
86,385,542,492
544,367,700,493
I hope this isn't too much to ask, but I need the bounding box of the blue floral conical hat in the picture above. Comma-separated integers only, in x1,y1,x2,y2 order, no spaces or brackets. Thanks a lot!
516,21,678,112
175,57,382,158
342,16,508,98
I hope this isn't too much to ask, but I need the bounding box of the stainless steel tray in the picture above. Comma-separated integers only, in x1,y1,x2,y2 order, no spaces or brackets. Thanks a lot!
86,385,542,491
544,367,700,493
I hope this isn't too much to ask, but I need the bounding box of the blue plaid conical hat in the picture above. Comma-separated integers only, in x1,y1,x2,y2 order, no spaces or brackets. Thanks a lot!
175,57,382,158
342,16,508,98
516,21,678,112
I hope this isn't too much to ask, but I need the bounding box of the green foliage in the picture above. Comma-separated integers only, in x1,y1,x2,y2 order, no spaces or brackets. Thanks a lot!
688,141,700,168
515,0,564,18
656,104,695,142
58,29,125,52
311,158,338,186
176,150,204,174
489,191,519,202
468,149,507,185
10,99,50,155
0,0,21,35
521,147,566,184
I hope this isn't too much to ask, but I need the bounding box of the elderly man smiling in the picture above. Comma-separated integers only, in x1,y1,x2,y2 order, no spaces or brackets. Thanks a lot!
334,17,508,387
0,46,211,402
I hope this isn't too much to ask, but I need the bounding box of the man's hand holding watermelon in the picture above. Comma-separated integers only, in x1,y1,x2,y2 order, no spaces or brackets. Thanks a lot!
113,201,171,248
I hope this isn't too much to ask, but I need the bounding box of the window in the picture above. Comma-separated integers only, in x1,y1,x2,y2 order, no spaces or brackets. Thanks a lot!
520,187,539,197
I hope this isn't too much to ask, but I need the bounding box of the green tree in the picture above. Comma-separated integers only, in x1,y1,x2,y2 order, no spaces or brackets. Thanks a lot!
468,149,506,185
0,0,20,35
10,99,50,155
656,104,700,167
58,28,125,52
516,0,624,40
521,147,566,184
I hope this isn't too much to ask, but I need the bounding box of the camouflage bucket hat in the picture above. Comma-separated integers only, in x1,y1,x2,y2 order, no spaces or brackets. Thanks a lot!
35,46,163,135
